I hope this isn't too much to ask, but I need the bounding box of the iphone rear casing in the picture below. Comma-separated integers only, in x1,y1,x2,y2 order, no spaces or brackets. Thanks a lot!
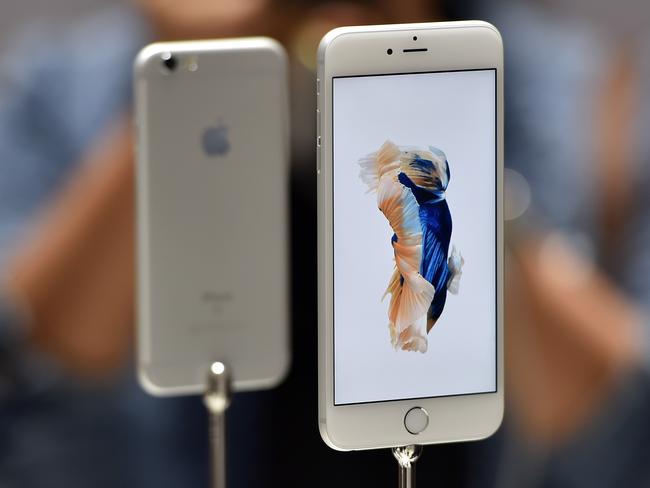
135,38,290,395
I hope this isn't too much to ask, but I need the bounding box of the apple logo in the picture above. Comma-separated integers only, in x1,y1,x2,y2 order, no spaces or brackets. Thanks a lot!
201,121,231,157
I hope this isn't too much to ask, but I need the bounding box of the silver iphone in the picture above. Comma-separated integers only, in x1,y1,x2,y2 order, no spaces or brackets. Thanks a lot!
135,38,290,395
317,22,504,450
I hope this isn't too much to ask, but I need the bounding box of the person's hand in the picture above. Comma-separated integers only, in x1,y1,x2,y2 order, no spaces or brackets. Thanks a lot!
7,121,135,379
506,233,643,444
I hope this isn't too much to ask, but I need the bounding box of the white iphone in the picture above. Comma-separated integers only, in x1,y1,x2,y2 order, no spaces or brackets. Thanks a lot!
317,22,503,450
135,38,290,395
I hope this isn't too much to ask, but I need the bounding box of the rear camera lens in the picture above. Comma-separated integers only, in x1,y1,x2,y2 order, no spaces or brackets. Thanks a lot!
387,48,393,55
161,52,177,72
413,36,418,41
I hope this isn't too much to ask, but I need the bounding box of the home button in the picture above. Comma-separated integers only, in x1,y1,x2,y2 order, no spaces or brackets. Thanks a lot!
404,407,429,435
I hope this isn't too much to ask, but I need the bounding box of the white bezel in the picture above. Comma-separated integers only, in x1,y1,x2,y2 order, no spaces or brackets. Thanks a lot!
317,21,504,450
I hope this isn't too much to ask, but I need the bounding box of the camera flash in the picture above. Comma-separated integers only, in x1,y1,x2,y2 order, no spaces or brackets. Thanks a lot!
188,55,199,71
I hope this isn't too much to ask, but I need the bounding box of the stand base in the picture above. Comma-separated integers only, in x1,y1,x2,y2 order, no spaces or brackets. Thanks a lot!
392,445,423,488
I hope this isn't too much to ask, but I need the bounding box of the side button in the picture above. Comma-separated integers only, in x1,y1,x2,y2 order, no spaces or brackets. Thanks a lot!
316,109,321,174
316,109,321,147
317,147,321,175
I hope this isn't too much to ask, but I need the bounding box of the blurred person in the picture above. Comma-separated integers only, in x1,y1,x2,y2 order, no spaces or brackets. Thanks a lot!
461,1,650,487
0,0,477,487
0,1,293,486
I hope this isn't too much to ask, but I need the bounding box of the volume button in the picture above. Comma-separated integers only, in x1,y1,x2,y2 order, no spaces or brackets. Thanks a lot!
316,109,321,174
317,146,321,175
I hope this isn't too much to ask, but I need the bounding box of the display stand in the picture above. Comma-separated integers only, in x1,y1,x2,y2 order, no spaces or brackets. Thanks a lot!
203,362,233,488
203,361,421,488
392,445,423,488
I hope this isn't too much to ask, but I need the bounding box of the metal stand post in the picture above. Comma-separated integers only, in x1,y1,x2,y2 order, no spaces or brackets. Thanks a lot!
203,362,233,488
392,445,423,488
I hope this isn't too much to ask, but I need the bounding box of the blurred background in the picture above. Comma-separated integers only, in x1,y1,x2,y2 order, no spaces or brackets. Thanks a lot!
2,0,650,486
